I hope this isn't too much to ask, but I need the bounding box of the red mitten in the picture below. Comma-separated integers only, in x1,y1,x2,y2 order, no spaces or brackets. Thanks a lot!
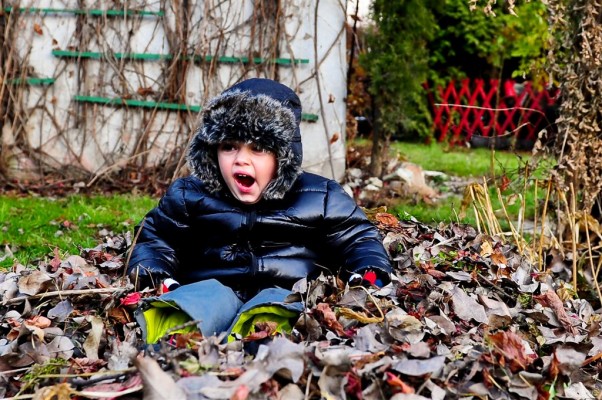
161,278,181,294
348,270,384,288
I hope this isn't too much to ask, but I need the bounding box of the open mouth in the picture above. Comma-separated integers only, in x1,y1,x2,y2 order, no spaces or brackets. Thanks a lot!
235,173,255,188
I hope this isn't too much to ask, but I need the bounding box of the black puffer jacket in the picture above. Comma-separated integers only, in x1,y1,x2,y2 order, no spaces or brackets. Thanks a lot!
127,78,392,294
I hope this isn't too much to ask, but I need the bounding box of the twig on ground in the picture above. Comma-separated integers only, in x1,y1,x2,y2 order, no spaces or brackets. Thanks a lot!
2,287,131,306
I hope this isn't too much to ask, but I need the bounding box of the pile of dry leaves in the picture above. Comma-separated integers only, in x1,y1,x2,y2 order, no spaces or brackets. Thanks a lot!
1,213,601,399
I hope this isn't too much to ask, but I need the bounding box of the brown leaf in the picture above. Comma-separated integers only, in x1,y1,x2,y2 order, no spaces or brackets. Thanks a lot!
424,266,446,280
491,249,508,268
480,241,494,257
329,132,340,144
375,212,399,229
533,291,578,336
386,372,415,394
137,86,155,96
33,23,43,35
25,315,51,329
486,330,536,372
314,303,345,336
18,270,54,295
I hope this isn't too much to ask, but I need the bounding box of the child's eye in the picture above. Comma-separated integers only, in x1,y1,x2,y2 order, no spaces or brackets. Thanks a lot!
251,144,273,154
219,142,237,152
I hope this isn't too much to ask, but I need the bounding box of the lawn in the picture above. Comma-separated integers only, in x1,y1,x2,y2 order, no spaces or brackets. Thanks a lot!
388,141,550,229
0,141,550,269
0,194,157,269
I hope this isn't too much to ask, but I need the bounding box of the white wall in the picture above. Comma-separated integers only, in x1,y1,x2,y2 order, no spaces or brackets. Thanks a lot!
2,0,346,183
3,0,348,182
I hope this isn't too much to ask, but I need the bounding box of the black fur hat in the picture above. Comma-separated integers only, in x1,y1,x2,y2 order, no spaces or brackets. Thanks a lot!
187,78,303,200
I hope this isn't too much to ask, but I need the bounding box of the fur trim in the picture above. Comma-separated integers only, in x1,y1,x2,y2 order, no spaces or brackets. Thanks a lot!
187,84,302,200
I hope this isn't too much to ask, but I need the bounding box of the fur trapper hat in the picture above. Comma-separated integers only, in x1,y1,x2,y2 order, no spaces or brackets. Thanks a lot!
187,78,303,200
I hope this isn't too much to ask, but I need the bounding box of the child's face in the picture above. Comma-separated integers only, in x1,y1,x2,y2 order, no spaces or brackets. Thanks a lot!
217,141,277,204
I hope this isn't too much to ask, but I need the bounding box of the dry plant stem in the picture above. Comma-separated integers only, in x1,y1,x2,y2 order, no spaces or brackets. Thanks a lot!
339,285,385,323
490,149,496,183
433,103,548,116
519,165,529,240
76,385,143,398
469,186,483,233
38,368,136,380
0,367,31,376
570,183,578,290
2,287,129,306
496,187,527,258
123,217,146,280
305,371,312,400
475,185,491,235
583,215,602,303
559,186,578,290
582,351,602,367
482,178,502,236
86,150,153,187
477,273,515,302
532,179,539,263
539,180,553,271
313,0,335,178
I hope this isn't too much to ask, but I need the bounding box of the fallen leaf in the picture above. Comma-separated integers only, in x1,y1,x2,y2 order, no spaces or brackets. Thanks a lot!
392,356,446,376
534,291,579,335
485,330,536,372
33,23,43,35
443,282,488,324
18,270,54,295
25,315,51,328
135,355,187,400
386,371,415,393
83,316,104,360
480,240,494,257
315,303,345,336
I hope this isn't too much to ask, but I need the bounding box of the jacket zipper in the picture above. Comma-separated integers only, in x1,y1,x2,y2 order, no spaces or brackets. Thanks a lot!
245,210,258,276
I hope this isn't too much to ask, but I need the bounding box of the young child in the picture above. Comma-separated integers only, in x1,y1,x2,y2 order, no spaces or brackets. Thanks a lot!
128,78,392,343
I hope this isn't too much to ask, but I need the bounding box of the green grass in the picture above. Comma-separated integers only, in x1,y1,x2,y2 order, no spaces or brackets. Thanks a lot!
386,141,551,229
0,194,157,268
391,141,531,177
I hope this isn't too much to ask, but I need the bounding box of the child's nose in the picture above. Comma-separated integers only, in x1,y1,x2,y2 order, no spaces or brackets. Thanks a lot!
234,147,252,164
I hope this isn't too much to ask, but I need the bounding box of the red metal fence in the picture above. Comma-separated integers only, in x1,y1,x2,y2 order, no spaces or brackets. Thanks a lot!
430,79,558,148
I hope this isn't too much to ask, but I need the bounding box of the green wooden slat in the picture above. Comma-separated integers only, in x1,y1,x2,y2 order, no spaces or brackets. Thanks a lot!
73,95,319,122
74,95,200,112
52,50,310,65
4,7,164,17
302,113,319,122
7,77,56,85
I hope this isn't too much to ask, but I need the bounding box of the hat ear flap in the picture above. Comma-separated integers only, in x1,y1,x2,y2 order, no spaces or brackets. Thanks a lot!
187,127,223,194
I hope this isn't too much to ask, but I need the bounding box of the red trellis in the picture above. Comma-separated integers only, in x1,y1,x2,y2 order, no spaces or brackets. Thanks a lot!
431,79,558,146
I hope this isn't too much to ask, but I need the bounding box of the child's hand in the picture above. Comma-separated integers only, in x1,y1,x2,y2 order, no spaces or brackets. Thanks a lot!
349,270,384,288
